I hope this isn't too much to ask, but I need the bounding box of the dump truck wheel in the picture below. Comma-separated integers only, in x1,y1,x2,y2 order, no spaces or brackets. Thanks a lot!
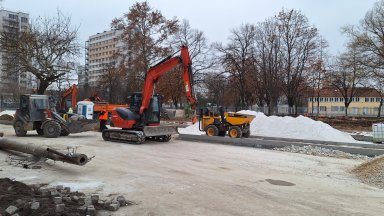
43,121,61,138
242,130,250,138
206,125,219,136
228,126,242,138
36,128,44,136
60,129,70,136
14,121,27,136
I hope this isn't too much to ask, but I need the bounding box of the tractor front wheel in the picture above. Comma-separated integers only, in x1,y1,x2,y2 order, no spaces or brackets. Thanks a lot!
43,121,61,138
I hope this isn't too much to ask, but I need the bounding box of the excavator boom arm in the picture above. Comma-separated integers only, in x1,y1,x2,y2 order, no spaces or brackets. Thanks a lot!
139,45,198,114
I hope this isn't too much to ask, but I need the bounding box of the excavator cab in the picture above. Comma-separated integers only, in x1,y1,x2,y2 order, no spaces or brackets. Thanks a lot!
128,92,161,125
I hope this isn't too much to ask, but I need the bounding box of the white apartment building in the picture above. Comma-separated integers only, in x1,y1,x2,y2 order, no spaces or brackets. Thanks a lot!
0,9,31,93
83,30,122,86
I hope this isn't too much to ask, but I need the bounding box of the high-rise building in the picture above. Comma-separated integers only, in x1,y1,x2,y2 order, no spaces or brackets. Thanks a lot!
83,30,122,87
0,9,30,93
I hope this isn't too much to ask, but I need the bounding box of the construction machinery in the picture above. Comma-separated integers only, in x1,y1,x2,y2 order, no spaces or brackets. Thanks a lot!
102,45,197,144
199,108,255,138
13,94,98,138
59,84,77,113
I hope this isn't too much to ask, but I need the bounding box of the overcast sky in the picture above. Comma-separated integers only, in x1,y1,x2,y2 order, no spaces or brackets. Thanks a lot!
2,0,379,60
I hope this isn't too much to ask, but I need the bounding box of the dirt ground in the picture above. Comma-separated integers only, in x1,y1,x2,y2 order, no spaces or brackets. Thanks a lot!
0,124,383,216
312,116,382,132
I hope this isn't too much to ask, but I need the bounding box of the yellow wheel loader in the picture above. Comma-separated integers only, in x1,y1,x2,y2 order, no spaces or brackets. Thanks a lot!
199,108,255,138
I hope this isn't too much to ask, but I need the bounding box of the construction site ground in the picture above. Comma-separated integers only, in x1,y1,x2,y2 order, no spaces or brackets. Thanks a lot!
0,124,383,216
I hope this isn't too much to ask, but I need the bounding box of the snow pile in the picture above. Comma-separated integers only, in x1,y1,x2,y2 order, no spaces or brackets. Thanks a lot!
179,110,358,143
0,110,16,121
0,110,16,117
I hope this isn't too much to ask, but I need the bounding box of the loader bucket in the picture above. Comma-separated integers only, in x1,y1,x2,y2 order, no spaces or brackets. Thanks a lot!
143,125,179,137
66,117,98,134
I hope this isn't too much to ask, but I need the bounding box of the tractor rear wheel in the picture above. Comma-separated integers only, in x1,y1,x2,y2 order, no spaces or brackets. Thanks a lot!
14,121,27,136
205,125,219,136
228,126,242,138
43,121,61,138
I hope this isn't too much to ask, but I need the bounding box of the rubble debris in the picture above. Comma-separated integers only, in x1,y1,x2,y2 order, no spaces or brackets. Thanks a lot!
352,156,384,189
0,178,133,216
274,145,369,160
0,137,91,166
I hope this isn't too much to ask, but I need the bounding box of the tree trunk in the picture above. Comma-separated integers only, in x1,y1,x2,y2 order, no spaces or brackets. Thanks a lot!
287,96,295,115
37,81,49,94
378,98,383,117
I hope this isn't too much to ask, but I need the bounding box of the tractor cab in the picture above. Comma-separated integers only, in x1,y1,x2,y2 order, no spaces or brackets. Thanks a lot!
19,94,51,122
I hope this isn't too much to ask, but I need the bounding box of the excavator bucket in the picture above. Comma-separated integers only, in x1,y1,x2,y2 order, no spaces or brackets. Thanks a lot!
66,116,99,134
143,125,179,137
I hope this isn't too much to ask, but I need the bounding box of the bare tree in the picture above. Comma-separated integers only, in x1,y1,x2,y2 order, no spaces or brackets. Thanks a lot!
97,63,127,104
307,37,329,116
330,46,367,116
277,9,320,114
215,23,257,107
253,18,283,114
169,19,214,87
0,10,80,94
111,1,179,93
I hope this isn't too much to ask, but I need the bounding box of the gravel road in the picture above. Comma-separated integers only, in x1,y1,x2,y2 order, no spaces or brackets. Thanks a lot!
0,124,383,216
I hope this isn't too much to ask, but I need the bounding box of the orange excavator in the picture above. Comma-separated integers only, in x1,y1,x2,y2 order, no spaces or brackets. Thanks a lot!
59,84,77,112
102,45,197,144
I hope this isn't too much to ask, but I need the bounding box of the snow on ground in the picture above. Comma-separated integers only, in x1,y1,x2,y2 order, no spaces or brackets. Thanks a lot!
179,110,358,143
0,110,16,117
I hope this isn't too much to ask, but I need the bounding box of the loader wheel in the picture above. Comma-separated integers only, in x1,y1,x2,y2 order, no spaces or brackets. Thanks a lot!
205,125,219,136
43,121,61,138
14,121,27,136
60,129,70,136
228,126,242,138
36,128,44,136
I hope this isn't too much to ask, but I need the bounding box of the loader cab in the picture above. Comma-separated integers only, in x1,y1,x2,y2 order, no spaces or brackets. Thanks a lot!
129,92,161,124
19,94,50,122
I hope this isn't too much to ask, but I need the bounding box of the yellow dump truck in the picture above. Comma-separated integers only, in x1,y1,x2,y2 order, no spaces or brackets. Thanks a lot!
199,108,255,138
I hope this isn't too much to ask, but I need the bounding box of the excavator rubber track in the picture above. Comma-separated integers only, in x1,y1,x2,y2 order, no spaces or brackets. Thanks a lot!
102,129,145,144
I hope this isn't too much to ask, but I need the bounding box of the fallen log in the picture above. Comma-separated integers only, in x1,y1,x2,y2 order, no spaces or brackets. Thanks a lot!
0,137,90,166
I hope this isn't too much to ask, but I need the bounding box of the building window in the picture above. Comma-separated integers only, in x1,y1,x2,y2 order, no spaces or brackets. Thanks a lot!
21,17,28,23
365,97,369,102
340,98,344,102
356,97,360,102
335,98,339,102
325,97,329,102
339,106,345,111
331,106,339,112
377,98,381,102
330,98,334,102
320,97,324,102
309,98,312,102
320,106,327,111
370,98,375,102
